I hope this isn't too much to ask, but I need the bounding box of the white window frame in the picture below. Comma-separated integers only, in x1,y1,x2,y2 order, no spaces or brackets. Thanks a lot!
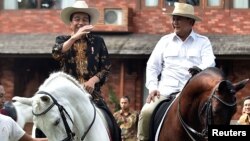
3,0,75,10
207,0,221,6
4,0,18,10
232,0,249,9
145,0,159,7
61,0,75,9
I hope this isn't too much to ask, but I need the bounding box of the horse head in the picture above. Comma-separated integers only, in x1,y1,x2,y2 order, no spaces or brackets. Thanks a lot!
206,78,249,125
32,93,75,141
31,71,110,141
187,67,248,139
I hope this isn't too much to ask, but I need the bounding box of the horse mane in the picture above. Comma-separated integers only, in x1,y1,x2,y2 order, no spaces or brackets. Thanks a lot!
39,71,86,93
189,67,225,90
34,71,92,114
202,67,225,78
178,67,226,104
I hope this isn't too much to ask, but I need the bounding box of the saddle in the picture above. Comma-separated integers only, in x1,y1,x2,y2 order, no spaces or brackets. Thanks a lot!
149,93,177,141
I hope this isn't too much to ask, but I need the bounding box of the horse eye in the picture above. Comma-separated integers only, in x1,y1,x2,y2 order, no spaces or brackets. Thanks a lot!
54,118,60,126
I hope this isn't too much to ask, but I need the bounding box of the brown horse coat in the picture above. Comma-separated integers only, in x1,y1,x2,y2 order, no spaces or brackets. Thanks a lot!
157,67,249,141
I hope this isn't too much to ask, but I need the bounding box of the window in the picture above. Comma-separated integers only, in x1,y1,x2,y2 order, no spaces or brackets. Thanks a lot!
4,0,18,9
232,0,250,9
165,0,178,6
3,0,74,9
18,0,55,9
164,0,200,7
186,0,200,5
145,0,159,7
205,0,224,8
207,0,221,6
141,0,160,9
60,0,75,9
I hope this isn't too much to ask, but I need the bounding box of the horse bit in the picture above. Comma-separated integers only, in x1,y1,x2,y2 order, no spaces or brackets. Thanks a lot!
177,81,237,141
32,91,96,141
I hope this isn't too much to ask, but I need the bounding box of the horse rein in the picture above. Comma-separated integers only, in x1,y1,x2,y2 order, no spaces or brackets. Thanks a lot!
32,91,97,141
177,81,237,141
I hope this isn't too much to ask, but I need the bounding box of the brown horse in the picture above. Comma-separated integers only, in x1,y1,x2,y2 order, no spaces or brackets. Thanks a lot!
157,67,249,141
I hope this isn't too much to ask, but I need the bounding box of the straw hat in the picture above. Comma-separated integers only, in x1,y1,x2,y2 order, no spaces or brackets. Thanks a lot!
60,0,100,25
168,2,202,21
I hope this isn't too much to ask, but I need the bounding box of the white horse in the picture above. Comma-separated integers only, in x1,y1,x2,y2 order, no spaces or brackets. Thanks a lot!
3,99,38,137
3,99,33,129
16,71,111,141
11,97,37,137
11,99,33,128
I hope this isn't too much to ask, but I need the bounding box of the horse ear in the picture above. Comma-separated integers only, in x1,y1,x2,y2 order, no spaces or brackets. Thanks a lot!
218,80,235,95
233,78,249,92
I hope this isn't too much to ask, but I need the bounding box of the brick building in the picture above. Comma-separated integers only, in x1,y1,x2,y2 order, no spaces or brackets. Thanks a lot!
0,0,250,122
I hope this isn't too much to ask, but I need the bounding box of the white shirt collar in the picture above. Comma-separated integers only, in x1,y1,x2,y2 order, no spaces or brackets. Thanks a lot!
172,30,196,42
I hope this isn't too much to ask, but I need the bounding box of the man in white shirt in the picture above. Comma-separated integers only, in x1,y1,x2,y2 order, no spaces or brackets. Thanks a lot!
137,2,215,141
0,114,25,141
0,85,47,141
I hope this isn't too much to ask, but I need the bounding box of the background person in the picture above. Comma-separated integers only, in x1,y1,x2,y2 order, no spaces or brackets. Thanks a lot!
238,98,250,125
137,2,216,141
114,96,138,141
0,85,47,141
0,85,5,113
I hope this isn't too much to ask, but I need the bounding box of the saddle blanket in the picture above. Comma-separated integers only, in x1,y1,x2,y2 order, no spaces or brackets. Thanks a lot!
154,95,178,141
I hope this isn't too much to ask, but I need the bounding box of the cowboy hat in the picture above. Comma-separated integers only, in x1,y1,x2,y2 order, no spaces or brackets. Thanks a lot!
60,0,100,25
168,2,202,21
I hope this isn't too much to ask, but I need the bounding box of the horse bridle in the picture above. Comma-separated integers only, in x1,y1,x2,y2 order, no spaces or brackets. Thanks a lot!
32,91,96,141
177,82,237,141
